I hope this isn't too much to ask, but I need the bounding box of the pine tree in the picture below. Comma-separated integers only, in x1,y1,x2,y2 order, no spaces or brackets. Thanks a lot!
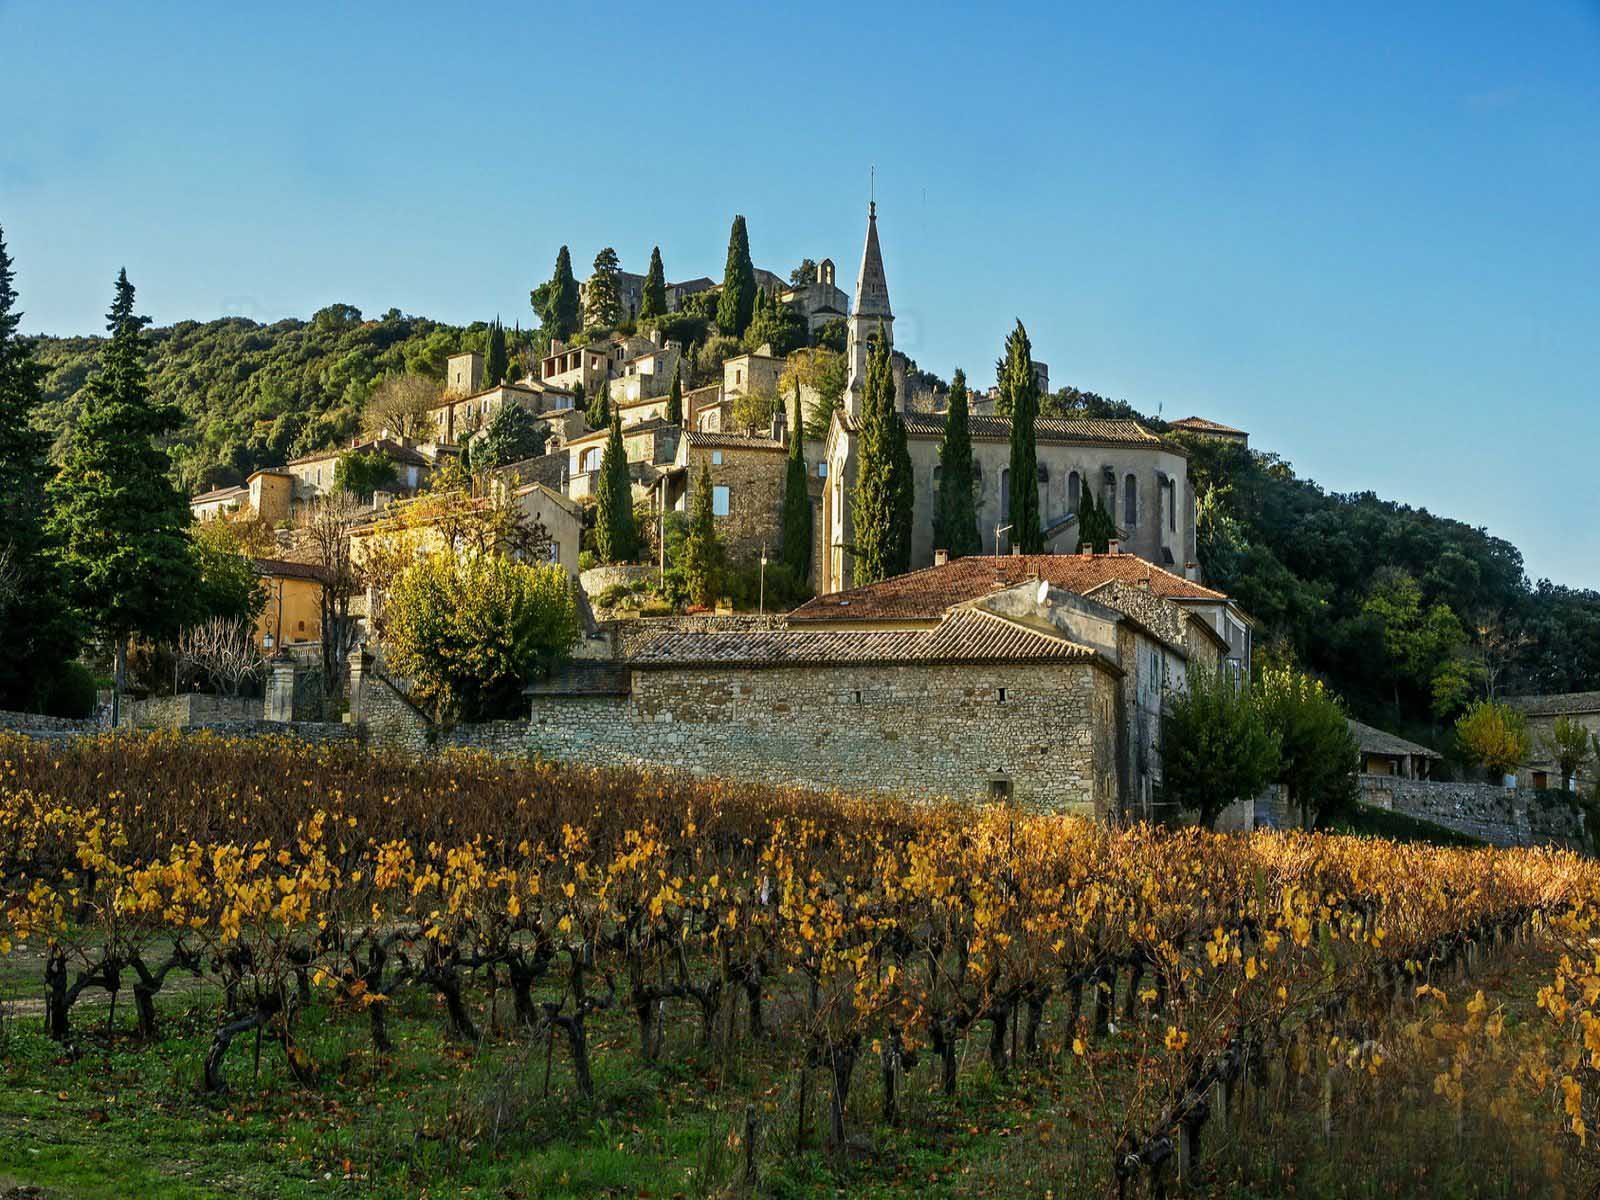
780,385,812,586
469,401,546,472
0,224,77,709
717,215,756,337
1001,320,1042,553
593,407,638,563
665,363,684,426
46,270,199,723
542,246,580,340
640,245,668,323
1076,484,1116,553
850,334,913,585
585,378,611,430
933,368,981,559
485,318,508,386
585,247,623,330
683,461,721,607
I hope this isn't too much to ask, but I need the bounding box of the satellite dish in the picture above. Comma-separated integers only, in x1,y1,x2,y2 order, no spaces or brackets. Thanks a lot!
1037,579,1050,605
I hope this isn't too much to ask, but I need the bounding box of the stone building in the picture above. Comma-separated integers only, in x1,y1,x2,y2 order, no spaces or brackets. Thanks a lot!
1168,416,1249,448
664,431,792,567
820,203,1197,593
537,331,682,405
255,558,327,652
1507,692,1600,789
281,437,439,508
789,551,1251,683
565,417,681,503
1348,718,1440,779
393,571,1224,816
191,468,294,525
775,260,849,334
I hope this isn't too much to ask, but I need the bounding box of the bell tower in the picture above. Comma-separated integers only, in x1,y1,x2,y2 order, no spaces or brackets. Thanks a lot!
844,199,893,418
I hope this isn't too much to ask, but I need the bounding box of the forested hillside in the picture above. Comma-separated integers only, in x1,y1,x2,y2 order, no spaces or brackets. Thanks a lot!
31,309,1600,750
32,304,505,494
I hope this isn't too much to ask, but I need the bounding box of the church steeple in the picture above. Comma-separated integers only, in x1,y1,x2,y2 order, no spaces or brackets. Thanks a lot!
845,198,893,417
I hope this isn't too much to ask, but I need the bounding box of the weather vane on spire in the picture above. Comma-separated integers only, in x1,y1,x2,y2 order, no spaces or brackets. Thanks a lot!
870,165,876,218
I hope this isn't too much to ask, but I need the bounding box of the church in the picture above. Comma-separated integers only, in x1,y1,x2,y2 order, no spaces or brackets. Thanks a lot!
820,203,1198,594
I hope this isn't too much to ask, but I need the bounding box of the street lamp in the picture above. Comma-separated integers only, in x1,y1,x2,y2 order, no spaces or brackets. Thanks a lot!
758,544,769,617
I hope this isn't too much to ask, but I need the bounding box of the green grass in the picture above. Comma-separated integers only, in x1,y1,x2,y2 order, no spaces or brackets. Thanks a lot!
1337,803,1486,848
0,938,1587,1199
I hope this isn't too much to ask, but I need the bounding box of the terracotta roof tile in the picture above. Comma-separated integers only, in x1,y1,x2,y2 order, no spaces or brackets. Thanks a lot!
629,608,1104,669
899,413,1177,451
190,484,248,504
684,431,786,451
1169,416,1247,436
789,554,1227,623
253,558,330,583
1506,692,1600,717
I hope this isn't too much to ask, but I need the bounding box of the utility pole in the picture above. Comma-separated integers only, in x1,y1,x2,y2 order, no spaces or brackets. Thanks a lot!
759,543,768,617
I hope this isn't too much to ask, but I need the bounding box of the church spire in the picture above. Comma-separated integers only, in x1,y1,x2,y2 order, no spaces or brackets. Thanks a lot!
845,196,894,416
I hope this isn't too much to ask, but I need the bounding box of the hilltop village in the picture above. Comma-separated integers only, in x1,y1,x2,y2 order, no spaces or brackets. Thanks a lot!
143,204,1590,835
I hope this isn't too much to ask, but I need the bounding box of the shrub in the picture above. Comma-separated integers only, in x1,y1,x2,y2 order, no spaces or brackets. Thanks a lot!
39,661,99,718
1455,700,1531,781
383,553,580,724
1163,667,1280,830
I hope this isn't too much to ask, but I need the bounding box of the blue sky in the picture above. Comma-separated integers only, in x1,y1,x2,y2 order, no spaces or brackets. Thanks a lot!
4,1,1598,588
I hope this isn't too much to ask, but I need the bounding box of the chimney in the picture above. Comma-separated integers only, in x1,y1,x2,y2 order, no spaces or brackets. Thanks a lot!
1011,544,1022,557
934,549,949,567
1185,561,1203,582
1080,546,1094,558
1107,538,1121,555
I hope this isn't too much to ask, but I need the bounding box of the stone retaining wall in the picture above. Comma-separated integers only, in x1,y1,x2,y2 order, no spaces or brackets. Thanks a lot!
121,693,262,730
1360,775,1587,849
0,708,106,735
608,614,786,659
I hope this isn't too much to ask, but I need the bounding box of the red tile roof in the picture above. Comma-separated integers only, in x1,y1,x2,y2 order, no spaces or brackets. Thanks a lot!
898,413,1178,451
253,558,330,583
629,607,1106,669
684,431,785,451
190,484,248,504
1169,416,1247,436
788,554,1227,624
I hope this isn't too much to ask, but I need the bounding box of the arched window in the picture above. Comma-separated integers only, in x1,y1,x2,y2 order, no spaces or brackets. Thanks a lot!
1068,470,1080,513
1168,479,1178,532
1124,474,1138,526
1036,462,1049,485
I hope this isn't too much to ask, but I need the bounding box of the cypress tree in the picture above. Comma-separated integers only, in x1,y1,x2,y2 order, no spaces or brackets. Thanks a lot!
545,246,580,339
1001,320,1043,553
593,407,638,563
585,379,611,430
717,215,756,337
933,368,982,559
665,362,684,426
640,245,668,323
485,317,508,386
683,461,721,607
0,224,77,709
780,385,812,586
1076,484,1116,553
585,247,623,330
850,334,913,585
46,270,199,724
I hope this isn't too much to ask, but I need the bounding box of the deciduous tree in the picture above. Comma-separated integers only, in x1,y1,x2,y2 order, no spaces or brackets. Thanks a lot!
1455,699,1531,782
364,373,439,440
1258,667,1360,829
1163,668,1280,829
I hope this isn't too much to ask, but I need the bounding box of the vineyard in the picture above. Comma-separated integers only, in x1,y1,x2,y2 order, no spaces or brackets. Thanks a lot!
3,734,1600,1198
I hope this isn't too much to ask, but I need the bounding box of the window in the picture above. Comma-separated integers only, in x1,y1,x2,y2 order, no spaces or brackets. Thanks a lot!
817,462,827,478
1124,474,1138,526
1068,471,1081,513
1036,463,1049,485
548,542,561,563
712,486,730,516
853,689,862,704
1533,771,1549,790
988,778,1013,802
1168,479,1178,532
712,450,723,465
997,687,1007,703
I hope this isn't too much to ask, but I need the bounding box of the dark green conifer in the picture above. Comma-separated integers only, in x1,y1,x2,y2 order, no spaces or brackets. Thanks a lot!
640,246,668,323
1001,320,1042,553
933,368,981,559
717,215,756,336
780,385,812,585
593,407,637,563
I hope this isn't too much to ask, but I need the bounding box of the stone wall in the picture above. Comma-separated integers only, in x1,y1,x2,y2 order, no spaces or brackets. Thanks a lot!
533,661,1117,814
1360,775,1587,849
686,443,787,567
579,564,658,599
120,693,262,730
0,708,106,735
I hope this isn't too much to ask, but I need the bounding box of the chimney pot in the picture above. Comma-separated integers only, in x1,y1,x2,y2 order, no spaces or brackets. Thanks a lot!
1011,545,1022,557
1107,538,1121,555
934,549,949,567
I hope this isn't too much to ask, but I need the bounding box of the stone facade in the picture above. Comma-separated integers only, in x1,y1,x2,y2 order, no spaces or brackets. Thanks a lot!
1507,693,1600,791
674,435,788,567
